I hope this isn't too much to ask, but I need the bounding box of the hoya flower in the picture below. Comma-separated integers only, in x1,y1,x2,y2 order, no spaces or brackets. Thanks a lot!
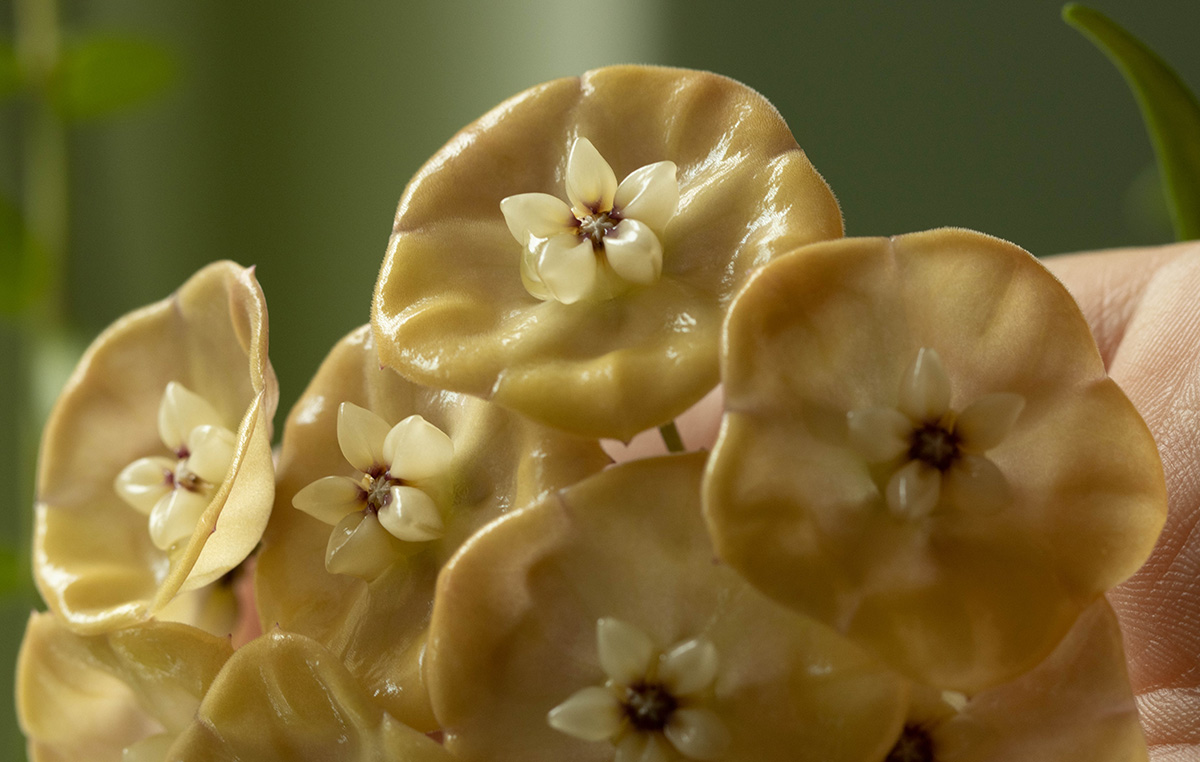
703,229,1167,692
170,631,454,761
254,325,610,731
426,454,908,762
373,65,843,439
16,613,233,761
501,137,677,303
883,600,1146,762
34,261,277,634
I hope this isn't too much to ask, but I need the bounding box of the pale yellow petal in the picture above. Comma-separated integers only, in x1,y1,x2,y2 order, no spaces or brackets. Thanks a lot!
500,192,576,243
546,686,623,741
383,414,454,482
616,733,651,762
534,234,598,305
886,459,941,520
614,160,679,233
168,631,453,761
185,425,236,484
149,489,209,551
665,707,731,761
378,485,445,542
325,511,397,580
292,475,365,525
943,455,1011,515
566,137,618,215
605,218,663,286
898,347,951,422
336,401,391,473
597,617,656,685
955,392,1025,453
114,457,174,515
157,381,224,451
847,407,911,462
658,638,719,696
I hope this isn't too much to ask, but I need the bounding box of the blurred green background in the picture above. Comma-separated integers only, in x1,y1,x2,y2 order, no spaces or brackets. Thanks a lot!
1,0,1198,757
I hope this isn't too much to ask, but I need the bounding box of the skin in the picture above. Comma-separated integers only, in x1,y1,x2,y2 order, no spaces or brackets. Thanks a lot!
1047,242,1200,762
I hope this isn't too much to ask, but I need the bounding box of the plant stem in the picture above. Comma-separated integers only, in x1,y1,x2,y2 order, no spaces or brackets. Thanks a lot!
659,420,685,453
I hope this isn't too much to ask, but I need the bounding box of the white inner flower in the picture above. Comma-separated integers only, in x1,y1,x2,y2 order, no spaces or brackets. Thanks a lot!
548,618,730,762
847,347,1025,520
291,402,454,580
501,137,679,305
114,382,237,551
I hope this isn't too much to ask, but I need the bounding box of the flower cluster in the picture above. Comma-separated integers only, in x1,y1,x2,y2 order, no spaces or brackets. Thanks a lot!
17,66,1165,762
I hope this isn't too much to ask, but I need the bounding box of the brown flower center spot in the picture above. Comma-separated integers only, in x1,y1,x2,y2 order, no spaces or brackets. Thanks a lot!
623,680,678,732
885,724,936,762
908,423,960,471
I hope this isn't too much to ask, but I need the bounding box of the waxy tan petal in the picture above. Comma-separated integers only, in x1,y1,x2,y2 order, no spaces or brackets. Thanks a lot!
292,475,365,525
665,707,731,761
898,347,952,423
847,407,912,462
547,686,624,741
378,485,445,541
325,511,399,580
943,454,1011,515
930,600,1147,761
34,261,277,634
534,234,599,305
157,381,223,452
168,631,453,761
114,456,174,515
16,612,232,762
955,392,1025,453
427,454,906,762
373,65,843,439
596,617,657,685
886,460,941,519
705,229,1167,692
384,414,454,482
185,425,236,484
604,218,664,286
614,160,679,233
659,638,719,697
500,192,576,243
149,488,210,551
255,325,609,733
337,401,391,473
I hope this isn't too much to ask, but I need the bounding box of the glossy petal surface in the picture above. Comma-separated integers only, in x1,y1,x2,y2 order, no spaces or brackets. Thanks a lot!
168,631,453,761
34,261,277,634
16,613,232,762
427,454,906,762
704,229,1167,692
373,65,843,439
255,325,609,732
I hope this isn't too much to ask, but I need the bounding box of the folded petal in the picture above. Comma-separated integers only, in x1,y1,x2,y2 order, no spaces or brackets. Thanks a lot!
898,347,951,423
114,457,174,515
337,402,391,473
886,460,941,520
149,488,209,551
325,511,396,580
500,193,576,244
955,392,1025,453
597,617,656,685
605,219,664,286
659,638,719,697
158,381,224,451
614,160,679,233
847,407,912,463
566,137,618,216
185,425,236,484
378,485,445,542
293,475,365,525
534,234,598,305
546,686,622,741
384,415,454,482
665,707,731,761
943,455,1012,515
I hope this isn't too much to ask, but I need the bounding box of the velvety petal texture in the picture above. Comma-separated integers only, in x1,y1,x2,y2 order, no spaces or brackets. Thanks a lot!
372,65,843,439
255,325,610,731
34,261,277,634
426,454,907,762
704,229,1167,692
16,613,232,762
167,631,453,761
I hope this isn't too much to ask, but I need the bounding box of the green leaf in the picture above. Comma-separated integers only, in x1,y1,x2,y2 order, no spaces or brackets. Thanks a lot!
0,545,23,597
1064,3,1200,241
0,195,49,317
51,35,175,121
0,41,20,104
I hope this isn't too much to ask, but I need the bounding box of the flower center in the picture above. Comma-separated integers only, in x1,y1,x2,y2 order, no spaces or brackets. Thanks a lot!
908,423,960,471
622,680,678,732
885,724,936,762
362,469,402,514
577,210,619,246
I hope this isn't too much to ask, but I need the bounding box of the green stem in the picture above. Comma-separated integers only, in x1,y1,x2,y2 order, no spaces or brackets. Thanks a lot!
659,420,685,453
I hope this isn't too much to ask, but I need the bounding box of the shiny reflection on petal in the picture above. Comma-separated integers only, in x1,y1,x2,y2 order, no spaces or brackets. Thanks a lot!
566,138,618,216
886,460,941,520
535,235,598,305
149,489,208,550
383,415,454,482
325,512,395,580
293,475,365,525
614,160,679,233
378,486,444,542
157,382,223,451
605,219,663,286
336,402,391,473
500,193,575,244
898,348,951,423
546,686,622,741
597,617,655,685
664,707,731,760
114,457,174,515
185,425,236,484
658,638,718,697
